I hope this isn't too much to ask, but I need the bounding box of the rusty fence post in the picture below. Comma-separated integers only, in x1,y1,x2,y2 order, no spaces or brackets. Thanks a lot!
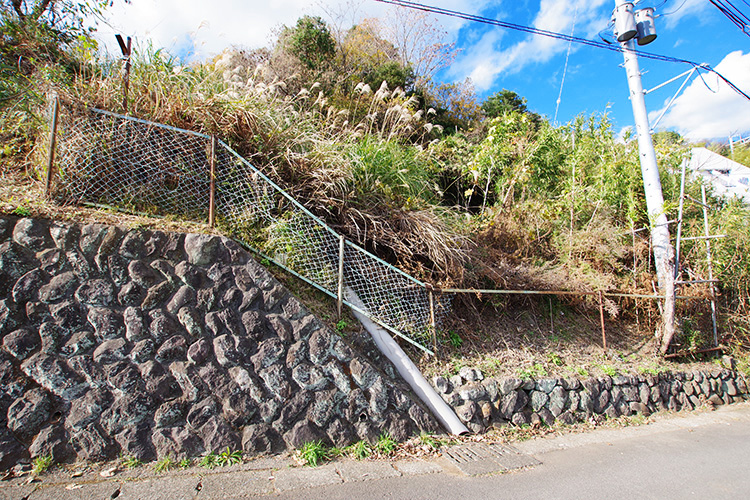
208,135,217,227
599,290,607,351
45,96,60,199
337,235,345,318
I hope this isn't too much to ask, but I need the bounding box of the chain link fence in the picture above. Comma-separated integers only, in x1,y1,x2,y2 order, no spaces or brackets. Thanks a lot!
50,99,450,353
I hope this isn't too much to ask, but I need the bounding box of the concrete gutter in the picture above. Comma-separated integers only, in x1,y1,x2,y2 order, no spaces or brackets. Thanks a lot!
345,288,470,436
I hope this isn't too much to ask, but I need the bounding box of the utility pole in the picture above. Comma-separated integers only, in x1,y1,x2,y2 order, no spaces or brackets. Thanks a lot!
613,1,676,353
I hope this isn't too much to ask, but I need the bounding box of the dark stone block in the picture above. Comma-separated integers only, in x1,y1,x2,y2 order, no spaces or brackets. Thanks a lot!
37,248,65,275
3,328,41,361
184,234,220,266
149,309,183,343
283,420,330,448
177,306,203,338
7,387,51,440
166,285,196,314
120,231,150,260
100,391,154,435
187,338,212,365
13,218,51,250
29,424,75,462
118,281,144,307
25,301,52,325
197,415,241,453
87,307,124,341
12,269,49,304
0,427,28,471
142,281,175,310
115,424,155,462
156,335,187,364
154,400,185,429
151,426,203,460
39,271,78,303
21,352,87,400
242,423,284,455
92,338,128,365
70,424,117,461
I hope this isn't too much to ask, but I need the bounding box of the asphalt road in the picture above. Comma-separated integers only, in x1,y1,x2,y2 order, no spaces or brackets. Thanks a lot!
266,402,750,500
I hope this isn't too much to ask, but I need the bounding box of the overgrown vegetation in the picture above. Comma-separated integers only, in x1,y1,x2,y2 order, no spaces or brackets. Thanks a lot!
1,1,749,366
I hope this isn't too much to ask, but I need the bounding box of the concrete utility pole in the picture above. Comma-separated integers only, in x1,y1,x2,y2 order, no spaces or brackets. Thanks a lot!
613,1,676,353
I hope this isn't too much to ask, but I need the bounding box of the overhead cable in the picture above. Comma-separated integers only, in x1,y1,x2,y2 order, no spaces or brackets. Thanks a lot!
373,0,750,102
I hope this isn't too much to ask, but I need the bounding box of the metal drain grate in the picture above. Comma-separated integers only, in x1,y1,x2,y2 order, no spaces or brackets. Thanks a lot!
443,443,541,476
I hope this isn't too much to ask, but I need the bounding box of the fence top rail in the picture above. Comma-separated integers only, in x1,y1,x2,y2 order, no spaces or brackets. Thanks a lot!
216,139,341,241
88,107,213,140
441,288,707,301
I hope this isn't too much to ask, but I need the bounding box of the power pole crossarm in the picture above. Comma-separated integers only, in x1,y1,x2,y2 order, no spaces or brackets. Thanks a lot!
613,1,677,354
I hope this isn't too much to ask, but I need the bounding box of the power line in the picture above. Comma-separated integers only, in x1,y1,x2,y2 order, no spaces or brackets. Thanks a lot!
373,0,750,102
709,0,750,37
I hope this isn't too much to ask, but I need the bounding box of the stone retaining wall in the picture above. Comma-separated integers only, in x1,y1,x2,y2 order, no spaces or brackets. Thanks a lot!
0,216,438,469
434,366,749,432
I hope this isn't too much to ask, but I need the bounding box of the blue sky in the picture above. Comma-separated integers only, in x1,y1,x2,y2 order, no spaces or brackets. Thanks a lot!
95,0,750,141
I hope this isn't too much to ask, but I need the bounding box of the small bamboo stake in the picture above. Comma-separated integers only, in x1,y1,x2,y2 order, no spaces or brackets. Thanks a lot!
45,96,59,199
599,290,607,351
208,135,216,227
337,235,345,318
429,289,437,354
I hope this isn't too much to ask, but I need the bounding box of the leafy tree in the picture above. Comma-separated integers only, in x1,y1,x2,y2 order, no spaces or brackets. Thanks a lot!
481,89,542,129
281,16,335,72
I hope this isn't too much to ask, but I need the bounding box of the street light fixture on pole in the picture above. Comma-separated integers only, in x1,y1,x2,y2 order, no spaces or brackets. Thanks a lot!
613,1,676,353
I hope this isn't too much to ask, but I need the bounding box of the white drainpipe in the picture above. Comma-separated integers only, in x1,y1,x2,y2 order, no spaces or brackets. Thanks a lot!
345,288,470,436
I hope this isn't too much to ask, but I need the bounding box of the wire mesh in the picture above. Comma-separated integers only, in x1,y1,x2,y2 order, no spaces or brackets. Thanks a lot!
51,103,451,352
54,104,211,220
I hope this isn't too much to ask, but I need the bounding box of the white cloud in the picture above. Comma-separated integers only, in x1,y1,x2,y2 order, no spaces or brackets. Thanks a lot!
95,0,324,60
658,0,710,30
649,51,750,140
450,0,610,91
94,0,491,62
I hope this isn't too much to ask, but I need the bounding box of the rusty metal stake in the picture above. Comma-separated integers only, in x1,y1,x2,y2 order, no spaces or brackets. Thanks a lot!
599,290,607,351
45,96,59,199
208,135,217,227
337,235,345,318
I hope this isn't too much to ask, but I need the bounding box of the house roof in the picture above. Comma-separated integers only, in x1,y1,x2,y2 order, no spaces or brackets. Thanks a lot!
683,148,750,203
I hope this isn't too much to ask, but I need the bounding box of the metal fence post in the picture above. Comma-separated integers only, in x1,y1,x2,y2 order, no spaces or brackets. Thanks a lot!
337,235,345,318
429,289,437,354
45,96,59,199
208,135,216,227
599,290,607,351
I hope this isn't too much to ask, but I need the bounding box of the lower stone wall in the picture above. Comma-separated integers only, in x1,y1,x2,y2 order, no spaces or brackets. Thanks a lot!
434,367,749,432
0,216,438,470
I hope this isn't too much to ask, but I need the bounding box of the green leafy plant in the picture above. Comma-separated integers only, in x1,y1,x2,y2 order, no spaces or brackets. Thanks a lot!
154,456,176,473
374,433,397,456
32,454,53,475
419,432,445,451
216,447,243,466
298,441,329,467
347,440,371,460
11,206,31,217
574,366,590,377
547,352,564,366
178,458,191,469
600,365,617,377
447,330,463,348
122,455,142,469
335,319,348,334
199,451,218,469
518,363,548,379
